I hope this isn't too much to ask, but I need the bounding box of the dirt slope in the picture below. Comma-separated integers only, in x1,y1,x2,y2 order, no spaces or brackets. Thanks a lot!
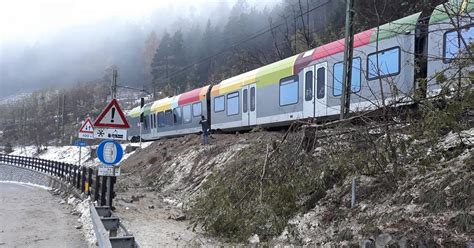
114,131,284,246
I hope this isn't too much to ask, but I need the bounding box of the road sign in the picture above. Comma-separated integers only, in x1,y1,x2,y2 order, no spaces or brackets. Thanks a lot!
97,140,124,166
94,128,128,141
97,165,121,176
74,140,87,147
94,99,130,129
78,118,94,139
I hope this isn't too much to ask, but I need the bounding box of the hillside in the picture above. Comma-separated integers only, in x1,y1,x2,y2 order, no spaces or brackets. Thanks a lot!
112,91,473,247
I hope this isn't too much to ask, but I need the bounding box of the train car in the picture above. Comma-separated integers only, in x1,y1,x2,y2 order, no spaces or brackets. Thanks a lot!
210,55,301,131
127,86,210,140
426,0,474,94
126,0,473,141
211,13,421,130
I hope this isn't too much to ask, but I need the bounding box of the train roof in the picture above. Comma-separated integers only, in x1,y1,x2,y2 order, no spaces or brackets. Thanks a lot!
213,10,427,94
127,85,209,117
430,0,474,25
211,54,298,96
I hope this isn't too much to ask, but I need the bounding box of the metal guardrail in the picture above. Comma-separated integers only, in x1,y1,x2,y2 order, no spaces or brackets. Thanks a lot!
0,154,138,247
91,205,139,248
0,154,115,207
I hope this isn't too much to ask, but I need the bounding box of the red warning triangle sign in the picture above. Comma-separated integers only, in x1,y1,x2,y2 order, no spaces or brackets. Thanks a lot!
93,99,130,129
79,118,94,133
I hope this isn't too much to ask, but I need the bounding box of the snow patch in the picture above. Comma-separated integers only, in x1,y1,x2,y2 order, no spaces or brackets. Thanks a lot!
0,180,52,190
67,196,97,247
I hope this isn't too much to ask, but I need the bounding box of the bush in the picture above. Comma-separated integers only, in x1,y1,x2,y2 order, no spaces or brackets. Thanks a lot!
4,142,13,153
190,134,343,242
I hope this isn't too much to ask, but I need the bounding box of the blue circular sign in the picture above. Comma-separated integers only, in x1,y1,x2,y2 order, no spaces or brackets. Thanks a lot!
97,140,123,166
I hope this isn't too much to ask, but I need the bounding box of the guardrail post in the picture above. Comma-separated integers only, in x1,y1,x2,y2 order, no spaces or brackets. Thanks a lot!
81,167,86,193
76,166,81,190
87,168,93,196
100,176,107,206
94,171,100,202
72,166,76,186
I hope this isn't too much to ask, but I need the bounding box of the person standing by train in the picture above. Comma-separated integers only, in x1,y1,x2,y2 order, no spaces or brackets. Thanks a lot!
199,115,209,145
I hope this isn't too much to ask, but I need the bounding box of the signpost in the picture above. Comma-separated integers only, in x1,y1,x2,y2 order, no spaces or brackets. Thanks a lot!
93,128,128,140
96,140,124,166
78,118,95,139
74,139,87,167
74,140,87,147
77,118,94,167
96,139,124,208
93,98,129,208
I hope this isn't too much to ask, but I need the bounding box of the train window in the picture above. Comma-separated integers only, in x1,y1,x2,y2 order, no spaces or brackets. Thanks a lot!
144,115,148,129
243,89,248,113
250,87,256,111
157,112,165,127
214,96,225,113
173,107,182,125
333,58,362,96
279,76,299,106
165,110,173,126
316,68,326,99
192,102,202,117
367,47,400,80
444,25,474,63
151,114,155,128
183,105,192,124
305,71,313,101
227,92,239,116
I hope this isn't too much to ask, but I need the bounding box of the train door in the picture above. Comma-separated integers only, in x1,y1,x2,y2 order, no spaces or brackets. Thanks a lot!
242,83,257,126
314,62,327,117
303,66,315,118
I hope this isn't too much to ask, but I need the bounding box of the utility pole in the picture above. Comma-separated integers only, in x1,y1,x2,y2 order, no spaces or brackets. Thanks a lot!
340,0,355,120
108,67,118,209
111,68,118,99
139,97,144,148
61,94,65,144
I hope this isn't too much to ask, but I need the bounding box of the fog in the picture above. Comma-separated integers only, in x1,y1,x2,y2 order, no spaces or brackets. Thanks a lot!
0,0,278,98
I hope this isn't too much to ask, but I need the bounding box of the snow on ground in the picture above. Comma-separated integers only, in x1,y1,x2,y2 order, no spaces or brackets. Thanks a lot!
67,195,97,248
8,141,154,168
0,180,52,190
10,145,91,165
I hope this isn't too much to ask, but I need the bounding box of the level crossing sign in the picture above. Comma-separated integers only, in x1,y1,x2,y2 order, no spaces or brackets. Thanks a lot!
78,118,94,139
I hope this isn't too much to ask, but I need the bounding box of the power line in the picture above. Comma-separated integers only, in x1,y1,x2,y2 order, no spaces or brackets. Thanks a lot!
153,0,331,84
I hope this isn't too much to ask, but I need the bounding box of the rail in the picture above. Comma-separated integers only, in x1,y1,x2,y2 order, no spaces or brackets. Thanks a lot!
0,154,115,207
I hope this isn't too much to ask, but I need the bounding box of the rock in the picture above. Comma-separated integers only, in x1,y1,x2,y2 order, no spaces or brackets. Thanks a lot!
376,234,392,248
360,203,368,212
148,205,155,209
125,145,138,153
417,239,436,248
176,202,183,208
303,237,312,245
248,234,260,244
59,200,66,204
175,215,186,221
397,237,408,248
360,240,375,248
131,195,140,202
75,225,82,229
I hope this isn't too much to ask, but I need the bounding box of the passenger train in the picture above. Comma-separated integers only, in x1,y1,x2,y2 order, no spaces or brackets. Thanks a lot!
127,1,474,141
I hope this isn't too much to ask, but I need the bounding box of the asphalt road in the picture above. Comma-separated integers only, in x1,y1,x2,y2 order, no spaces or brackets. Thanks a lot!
0,182,86,247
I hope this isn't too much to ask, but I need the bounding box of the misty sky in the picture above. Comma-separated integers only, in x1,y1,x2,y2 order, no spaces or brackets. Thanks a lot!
0,0,278,98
